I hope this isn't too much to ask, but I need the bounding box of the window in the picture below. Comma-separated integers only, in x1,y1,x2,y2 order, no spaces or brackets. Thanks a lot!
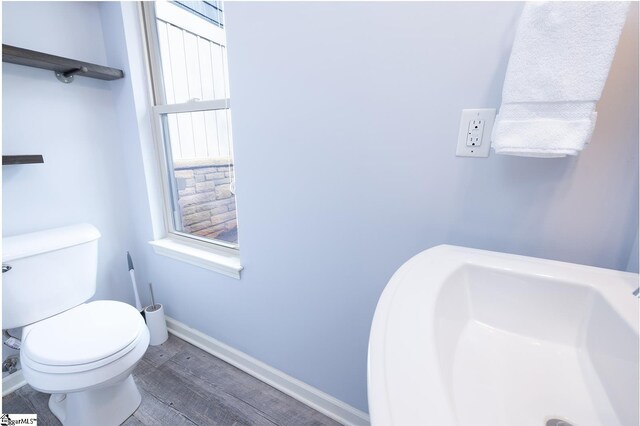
143,1,239,254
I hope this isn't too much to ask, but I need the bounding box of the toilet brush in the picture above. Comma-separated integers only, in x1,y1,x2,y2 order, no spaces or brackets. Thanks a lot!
145,282,168,345
127,252,145,320
149,282,157,310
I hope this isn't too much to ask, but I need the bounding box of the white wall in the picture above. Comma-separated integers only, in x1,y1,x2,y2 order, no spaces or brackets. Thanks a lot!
3,1,638,413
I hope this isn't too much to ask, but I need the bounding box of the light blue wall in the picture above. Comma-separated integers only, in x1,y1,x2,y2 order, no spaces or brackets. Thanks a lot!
628,231,639,273
2,1,135,303
1,1,140,374
3,1,638,413
216,2,638,410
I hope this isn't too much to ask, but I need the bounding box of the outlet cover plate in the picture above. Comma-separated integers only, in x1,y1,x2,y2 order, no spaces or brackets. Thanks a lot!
456,108,496,158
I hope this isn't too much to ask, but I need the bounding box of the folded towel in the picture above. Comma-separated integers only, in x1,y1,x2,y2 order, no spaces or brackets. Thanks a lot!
492,2,629,157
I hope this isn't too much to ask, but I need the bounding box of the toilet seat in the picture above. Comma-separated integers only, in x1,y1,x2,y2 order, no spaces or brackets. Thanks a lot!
22,301,147,374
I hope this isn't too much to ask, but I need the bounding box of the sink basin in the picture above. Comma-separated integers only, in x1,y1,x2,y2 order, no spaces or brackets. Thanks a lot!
368,245,639,426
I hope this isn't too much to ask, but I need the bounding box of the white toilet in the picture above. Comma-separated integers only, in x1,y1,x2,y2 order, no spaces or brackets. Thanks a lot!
2,224,150,426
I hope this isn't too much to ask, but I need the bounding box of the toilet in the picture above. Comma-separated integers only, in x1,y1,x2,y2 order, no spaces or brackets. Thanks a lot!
2,224,150,426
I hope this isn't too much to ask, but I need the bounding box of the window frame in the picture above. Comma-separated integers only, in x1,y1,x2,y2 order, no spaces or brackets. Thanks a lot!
141,1,242,278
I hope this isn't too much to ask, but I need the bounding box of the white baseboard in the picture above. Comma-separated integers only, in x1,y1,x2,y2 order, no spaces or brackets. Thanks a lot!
165,316,370,426
2,370,26,396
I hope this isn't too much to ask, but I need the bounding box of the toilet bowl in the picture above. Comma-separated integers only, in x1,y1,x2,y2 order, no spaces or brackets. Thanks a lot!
20,300,149,426
20,301,150,426
2,224,150,426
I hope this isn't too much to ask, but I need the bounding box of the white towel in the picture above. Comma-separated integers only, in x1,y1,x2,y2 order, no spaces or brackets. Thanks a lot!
492,2,629,157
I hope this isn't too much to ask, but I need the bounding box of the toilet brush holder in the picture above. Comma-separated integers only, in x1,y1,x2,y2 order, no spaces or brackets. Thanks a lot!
144,304,168,346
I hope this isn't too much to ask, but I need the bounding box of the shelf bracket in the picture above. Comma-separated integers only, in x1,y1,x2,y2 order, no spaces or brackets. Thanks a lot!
55,66,88,84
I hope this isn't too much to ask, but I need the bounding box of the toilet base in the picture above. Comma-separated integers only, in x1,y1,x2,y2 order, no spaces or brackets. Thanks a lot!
49,374,142,426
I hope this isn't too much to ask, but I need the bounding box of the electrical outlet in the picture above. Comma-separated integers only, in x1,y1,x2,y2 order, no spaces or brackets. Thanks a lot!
466,119,485,147
456,108,496,158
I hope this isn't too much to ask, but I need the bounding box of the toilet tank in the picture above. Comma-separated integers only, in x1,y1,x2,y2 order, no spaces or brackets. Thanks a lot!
2,224,101,329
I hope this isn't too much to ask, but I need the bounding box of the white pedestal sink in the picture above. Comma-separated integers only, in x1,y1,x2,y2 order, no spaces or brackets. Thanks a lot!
368,245,639,426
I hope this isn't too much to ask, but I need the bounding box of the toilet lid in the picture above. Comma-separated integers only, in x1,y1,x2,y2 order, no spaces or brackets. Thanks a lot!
23,300,145,366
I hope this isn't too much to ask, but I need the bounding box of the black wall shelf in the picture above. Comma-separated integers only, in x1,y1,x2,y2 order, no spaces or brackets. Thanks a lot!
2,44,124,82
3,155,44,165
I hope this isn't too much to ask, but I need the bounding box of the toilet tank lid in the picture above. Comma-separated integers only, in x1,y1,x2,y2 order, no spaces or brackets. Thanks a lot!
2,224,101,262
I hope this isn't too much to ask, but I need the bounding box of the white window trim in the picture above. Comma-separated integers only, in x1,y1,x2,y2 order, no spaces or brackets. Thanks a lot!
141,2,242,279
149,237,242,279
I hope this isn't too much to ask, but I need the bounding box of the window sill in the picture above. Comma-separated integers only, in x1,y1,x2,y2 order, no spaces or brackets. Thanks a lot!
149,238,242,279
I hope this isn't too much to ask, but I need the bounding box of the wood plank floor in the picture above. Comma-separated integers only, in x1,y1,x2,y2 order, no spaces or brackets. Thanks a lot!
2,335,343,426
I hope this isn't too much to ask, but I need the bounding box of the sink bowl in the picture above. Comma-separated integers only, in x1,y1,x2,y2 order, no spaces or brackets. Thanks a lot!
368,245,639,426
